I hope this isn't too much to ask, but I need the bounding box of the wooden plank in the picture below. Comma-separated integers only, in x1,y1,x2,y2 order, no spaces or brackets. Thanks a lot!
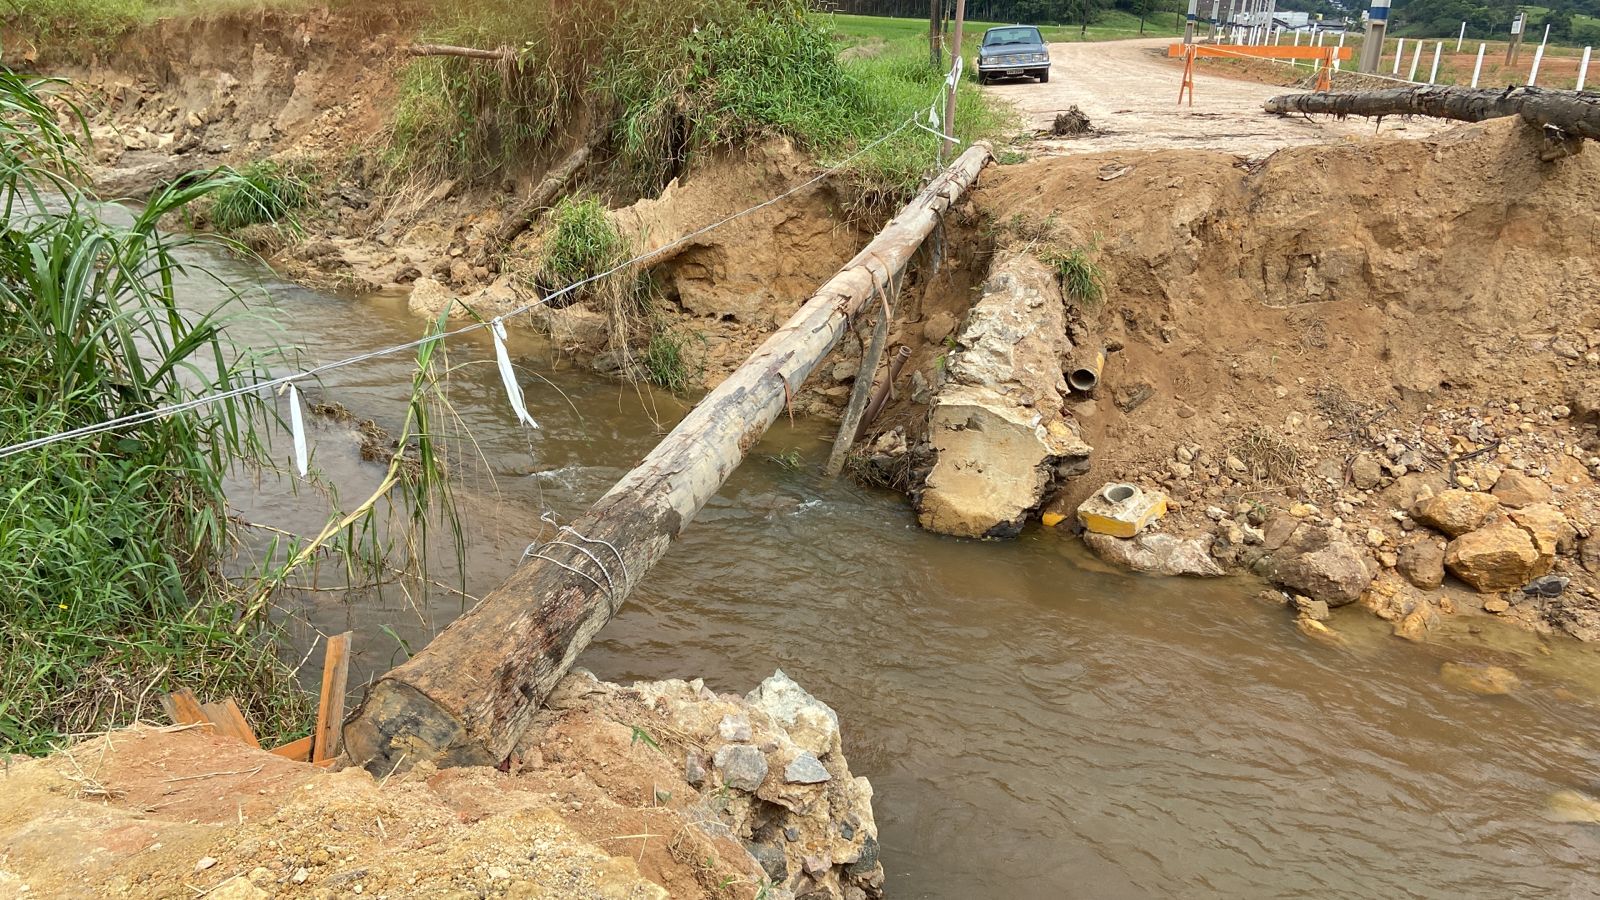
160,688,209,727
198,699,261,749
268,736,313,762
1168,43,1352,60
313,632,353,763
342,144,996,774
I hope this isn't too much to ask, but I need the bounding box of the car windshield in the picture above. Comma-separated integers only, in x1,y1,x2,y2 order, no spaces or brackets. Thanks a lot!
983,26,1041,46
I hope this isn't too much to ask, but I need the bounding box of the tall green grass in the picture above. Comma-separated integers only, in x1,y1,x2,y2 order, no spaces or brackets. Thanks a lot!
0,64,456,754
0,70,312,751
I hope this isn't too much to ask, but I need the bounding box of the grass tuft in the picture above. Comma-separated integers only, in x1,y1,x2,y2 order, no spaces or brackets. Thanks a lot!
642,326,701,393
207,160,313,232
537,194,625,297
1043,244,1106,306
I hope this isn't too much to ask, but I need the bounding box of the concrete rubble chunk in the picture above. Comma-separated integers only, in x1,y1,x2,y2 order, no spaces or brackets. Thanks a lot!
918,252,1090,538
784,752,832,784
1081,531,1223,577
746,669,841,759
1253,525,1374,606
1077,483,1168,538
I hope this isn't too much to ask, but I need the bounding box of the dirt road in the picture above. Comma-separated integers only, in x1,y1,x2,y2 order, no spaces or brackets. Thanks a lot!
986,38,1443,156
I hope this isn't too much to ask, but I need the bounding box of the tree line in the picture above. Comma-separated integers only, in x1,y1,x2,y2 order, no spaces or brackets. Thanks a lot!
1392,0,1600,42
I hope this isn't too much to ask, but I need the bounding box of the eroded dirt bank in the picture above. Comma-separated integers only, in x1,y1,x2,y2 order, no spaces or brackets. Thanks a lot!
0,670,881,900
879,116,1600,650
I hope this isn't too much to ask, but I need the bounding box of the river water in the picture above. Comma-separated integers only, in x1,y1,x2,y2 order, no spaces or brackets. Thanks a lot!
166,231,1600,898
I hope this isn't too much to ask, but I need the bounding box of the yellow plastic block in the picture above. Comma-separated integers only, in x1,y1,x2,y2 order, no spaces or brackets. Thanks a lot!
1041,511,1067,527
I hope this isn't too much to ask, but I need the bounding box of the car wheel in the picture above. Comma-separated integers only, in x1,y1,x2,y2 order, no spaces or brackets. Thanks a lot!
977,73,989,85
1038,70,1050,83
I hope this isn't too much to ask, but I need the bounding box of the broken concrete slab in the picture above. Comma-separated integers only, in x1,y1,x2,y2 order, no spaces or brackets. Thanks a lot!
917,251,1090,538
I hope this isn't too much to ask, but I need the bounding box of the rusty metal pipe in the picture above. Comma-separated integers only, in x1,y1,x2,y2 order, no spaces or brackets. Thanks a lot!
1068,347,1105,394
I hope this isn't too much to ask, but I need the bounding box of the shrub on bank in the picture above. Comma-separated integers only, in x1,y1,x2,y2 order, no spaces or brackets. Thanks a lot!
207,159,313,232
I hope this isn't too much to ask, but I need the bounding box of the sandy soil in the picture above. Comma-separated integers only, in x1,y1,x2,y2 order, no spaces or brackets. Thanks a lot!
985,37,1447,156
0,671,883,900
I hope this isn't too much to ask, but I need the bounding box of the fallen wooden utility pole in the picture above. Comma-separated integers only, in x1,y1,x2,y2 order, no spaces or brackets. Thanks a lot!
342,144,994,773
1263,85,1600,142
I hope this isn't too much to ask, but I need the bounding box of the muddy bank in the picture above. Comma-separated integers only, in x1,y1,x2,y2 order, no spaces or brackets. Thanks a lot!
0,670,880,900
873,116,1600,649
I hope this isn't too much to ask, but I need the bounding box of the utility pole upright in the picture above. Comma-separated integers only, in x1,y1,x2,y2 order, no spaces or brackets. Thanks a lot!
939,0,967,166
1185,0,1199,43
1358,0,1389,73
1505,12,1525,65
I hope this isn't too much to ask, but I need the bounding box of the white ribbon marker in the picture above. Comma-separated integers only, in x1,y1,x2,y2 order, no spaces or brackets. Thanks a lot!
491,317,539,429
287,383,308,476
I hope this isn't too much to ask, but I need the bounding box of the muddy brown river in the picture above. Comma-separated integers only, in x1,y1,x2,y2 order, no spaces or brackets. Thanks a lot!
163,226,1600,898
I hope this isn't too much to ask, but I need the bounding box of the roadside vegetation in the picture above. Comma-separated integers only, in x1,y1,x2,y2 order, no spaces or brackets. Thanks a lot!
828,9,1183,45
0,72,311,753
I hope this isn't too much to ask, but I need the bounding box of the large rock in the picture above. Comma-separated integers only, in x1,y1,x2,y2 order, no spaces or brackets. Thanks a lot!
712,744,769,792
1082,532,1225,577
1491,470,1551,508
406,276,455,318
1412,489,1501,537
1253,525,1374,606
1396,536,1447,589
1444,517,1541,592
918,252,1089,538
1547,790,1600,824
1506,503,1574,576
90,153,209,199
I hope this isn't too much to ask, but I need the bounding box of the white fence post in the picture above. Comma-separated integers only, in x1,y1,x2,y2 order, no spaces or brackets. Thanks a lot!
1580,46,1592,91
1429,41,1442,83
1529,42,1545,85
1471,42,1486,87
1457,21,1466,51
1408,38,1423,81
1393,37,1405,75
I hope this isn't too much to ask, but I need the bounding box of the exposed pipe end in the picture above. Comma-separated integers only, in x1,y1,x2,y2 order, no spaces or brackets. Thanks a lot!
1068,368,1099,392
